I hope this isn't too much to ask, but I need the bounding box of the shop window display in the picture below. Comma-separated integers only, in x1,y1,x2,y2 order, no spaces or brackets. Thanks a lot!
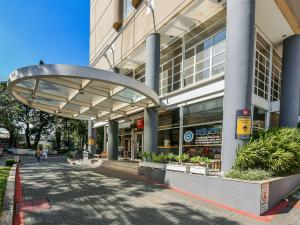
182,97,223,159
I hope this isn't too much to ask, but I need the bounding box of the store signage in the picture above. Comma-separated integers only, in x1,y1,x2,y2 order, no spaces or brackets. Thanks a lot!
260,183,269,214
236,108,252,140
88,137,95,145
184,128,221,145
184,131,194,143
137,119,144,129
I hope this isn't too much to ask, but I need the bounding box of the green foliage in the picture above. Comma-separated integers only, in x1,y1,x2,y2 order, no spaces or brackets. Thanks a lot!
234,128,300,176
0,167,10,212
165,153,176,163
190,156,211,167
175,153,190,163
5,159,15,167
190,156,202,166
225,169,272,181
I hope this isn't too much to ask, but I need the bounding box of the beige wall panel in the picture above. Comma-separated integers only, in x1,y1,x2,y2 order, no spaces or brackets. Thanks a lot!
155,0,184,26
95,0,111,24
133,8,153,46
94,56,111,70
95,5,114,51
122,21,134,56
90,4,95,33
113,36,123,64
90,31,96,60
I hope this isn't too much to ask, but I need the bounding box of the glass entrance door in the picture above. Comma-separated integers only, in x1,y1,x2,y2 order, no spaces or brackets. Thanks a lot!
124,138,131,159
134,132,143,159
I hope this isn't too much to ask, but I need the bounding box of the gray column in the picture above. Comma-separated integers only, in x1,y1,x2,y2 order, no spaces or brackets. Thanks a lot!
221,0,256,172
88,120,96,157
279,35,300,127
103,125,107,151
108,120,118,160
144,33,160,154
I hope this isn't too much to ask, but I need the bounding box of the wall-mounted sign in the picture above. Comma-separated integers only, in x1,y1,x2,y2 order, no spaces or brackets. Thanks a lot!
184,127,221,145
88,137,95,145
236,108,252,140
260,183,269,214
137,119,144,129
184,131,194,143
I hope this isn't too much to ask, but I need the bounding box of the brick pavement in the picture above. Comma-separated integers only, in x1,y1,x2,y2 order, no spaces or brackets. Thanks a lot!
19,157,300,225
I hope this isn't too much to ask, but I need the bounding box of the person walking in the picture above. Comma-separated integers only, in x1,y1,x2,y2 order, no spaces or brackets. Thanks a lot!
35,148,41,165
42,145,48,162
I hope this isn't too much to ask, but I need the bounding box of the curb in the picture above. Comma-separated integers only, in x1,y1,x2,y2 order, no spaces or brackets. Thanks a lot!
0,164,17,225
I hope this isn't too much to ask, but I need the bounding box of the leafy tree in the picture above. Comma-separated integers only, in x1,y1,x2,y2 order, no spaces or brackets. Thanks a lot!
19,105,56,149
0,82,22,147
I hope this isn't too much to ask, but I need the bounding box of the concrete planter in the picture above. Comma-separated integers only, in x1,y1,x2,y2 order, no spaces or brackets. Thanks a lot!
166,164,186,172
139,167,300,216
190,166,209,175
139,161,166,169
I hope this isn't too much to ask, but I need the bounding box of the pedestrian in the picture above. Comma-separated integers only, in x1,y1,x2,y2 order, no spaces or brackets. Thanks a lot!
35,148,41,165
42,145,48,161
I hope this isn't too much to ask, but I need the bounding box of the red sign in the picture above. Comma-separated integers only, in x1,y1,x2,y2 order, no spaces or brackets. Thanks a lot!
137,119,144,129
242,108,250,116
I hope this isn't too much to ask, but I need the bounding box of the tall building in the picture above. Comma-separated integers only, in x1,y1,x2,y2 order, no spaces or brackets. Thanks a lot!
7,0,300,173
89,0,300,171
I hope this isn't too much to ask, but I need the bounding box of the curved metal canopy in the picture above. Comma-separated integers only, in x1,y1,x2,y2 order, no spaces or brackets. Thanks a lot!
8,64,160,122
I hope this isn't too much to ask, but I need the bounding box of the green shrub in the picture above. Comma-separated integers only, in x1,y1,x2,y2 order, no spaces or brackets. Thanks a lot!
190,156,202,166
0,167,10,212
175,153,190,163
165,153,176,163
5,159,15,167
234,128,300,175
225,169,272,181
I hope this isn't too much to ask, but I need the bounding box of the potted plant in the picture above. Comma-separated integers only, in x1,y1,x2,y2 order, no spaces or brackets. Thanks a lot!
190,156,211,175
167,153,190,172
139,152,166,169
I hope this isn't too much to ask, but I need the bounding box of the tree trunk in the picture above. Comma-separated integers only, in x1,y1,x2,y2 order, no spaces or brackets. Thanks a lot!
25,124,32,149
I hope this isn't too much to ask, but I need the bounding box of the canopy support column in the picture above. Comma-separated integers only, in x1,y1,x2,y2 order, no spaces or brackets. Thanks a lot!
221,0,256,172
279,35,300,127
144,33,160,155
108,120,118,160
88,120,96,157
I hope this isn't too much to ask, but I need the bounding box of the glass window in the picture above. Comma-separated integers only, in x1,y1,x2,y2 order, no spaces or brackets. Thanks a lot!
183,97,223,126
123,0,133,19
253,106,267,134
212,30,226,45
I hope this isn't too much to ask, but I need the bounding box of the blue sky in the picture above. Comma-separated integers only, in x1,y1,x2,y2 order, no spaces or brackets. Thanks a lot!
0,0,90,81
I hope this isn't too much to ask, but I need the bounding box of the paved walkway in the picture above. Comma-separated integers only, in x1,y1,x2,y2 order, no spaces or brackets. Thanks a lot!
19,157,300,225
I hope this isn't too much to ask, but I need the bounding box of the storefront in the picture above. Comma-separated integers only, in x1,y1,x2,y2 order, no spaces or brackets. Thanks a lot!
116,97,223,160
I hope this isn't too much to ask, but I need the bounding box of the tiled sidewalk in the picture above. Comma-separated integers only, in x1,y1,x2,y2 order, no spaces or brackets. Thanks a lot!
19,157,300,225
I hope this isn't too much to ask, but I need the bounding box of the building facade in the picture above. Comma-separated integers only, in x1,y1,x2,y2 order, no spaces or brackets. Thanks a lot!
90,0,300,171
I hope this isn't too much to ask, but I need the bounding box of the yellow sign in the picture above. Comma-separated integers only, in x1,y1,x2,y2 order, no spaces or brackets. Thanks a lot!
88,137,95,145
236,116,252,139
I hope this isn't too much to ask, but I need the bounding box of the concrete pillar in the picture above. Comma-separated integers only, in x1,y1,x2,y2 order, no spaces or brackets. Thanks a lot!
108,120,118,160
144,33,160,154
88,120,96,157
103,125,107,152
221,0,256,172
279,35,300,127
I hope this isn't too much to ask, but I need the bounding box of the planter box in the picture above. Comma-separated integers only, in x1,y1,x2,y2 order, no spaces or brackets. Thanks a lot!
166,164,186,172
190,166,209,175
140,167,300,216
139,161,166,169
